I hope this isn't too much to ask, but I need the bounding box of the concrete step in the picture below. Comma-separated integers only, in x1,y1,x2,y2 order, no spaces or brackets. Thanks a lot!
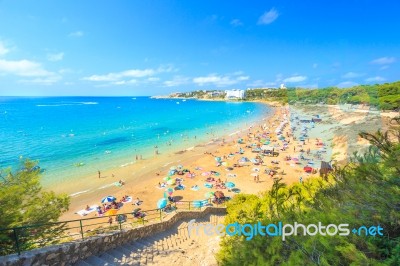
107,249,130,264
74,260,92,266
84,255,116,266
98,252,120,265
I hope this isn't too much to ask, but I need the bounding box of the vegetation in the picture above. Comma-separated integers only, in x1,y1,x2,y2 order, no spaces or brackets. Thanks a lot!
245,81,400,110
170,81,400,110
0,160,70,255
217,118,400,265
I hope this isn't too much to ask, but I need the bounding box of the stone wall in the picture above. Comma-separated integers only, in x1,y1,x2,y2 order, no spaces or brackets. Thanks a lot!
0,207,226,266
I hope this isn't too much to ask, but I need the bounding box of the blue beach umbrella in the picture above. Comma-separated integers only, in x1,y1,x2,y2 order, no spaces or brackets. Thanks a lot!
101,196,116,203
157,198,167,209
225,182,235,188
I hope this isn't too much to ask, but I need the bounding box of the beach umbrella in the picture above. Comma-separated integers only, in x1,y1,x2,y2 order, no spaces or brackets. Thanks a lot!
221,162,227,166
214,191,224,199
101,196,116,203
167,179,175,185
204,191,214,199
106,209,118,216
166,188,174,195
201,172,210,176
168,170,176,176
163,176,171,181
157,198,167,209
252,167,260,172
225,182,235,188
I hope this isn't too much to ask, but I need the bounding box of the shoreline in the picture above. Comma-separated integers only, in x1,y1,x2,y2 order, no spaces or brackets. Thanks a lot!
51,101,396,222
51,104,273,220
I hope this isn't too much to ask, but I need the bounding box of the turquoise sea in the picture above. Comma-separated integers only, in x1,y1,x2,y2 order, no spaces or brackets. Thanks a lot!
0,97,270,186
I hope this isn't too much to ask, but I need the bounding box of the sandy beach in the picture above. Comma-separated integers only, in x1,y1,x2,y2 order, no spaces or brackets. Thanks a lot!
54,102,397,222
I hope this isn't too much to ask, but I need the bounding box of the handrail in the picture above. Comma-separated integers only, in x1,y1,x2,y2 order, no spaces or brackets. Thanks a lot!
0,198,227,256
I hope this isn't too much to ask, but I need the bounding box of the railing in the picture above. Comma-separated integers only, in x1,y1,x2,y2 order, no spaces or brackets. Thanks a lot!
0,199,226,256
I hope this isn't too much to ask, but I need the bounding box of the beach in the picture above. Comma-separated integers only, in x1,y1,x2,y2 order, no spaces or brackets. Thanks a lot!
52,102,398,222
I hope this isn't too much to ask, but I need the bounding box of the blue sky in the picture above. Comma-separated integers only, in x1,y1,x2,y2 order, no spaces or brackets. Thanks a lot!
0,0,399,96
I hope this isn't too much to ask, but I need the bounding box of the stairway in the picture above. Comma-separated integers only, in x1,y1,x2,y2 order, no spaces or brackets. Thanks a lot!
74,214,225,266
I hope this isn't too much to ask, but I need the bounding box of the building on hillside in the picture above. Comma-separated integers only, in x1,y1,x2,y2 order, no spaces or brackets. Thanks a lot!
207,91,224,97
225,89,245,99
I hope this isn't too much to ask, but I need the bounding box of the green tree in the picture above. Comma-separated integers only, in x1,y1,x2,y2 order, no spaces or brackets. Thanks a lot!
0,159,70,255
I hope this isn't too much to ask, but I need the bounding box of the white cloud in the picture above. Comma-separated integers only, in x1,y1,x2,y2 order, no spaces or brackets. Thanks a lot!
365,76,385,82
47,52,64,62
337,81,359,88
370,57,396,65
283,75,307,83
164,76,190,87
193,72,250,87
69,31,84,37
83,65,176,85
258,8,279,25
19,76,62,85
237,76,249,81
230,19,243,27
341,72,364,79
0,59,55,77
247,80,276,88
83,68,156,82
0,41,10,56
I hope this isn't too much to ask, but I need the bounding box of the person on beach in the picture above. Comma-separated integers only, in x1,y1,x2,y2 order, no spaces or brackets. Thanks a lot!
299,176,303,184
98,170,101,179
108,216,113,225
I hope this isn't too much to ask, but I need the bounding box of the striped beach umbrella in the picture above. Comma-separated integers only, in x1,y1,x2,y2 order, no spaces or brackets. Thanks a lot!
101,196,116,203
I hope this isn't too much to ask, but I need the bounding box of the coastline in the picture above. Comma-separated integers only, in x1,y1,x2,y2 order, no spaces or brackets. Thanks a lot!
53,100,396,222
52,102,273,220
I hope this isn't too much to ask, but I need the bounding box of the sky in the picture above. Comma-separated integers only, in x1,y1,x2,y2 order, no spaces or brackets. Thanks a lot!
0,0,399,96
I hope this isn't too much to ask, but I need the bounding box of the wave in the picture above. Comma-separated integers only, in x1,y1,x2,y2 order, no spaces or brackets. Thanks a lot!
36,102,98,107
69,189,91,197
97,183,114,190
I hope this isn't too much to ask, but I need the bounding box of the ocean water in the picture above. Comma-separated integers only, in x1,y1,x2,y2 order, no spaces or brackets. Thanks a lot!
0,97,270,186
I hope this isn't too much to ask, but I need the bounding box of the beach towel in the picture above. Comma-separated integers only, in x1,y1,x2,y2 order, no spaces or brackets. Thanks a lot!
122,196,132,203
204,183,213,188
191,185,200,191
195,167,203,170
76,205,99,217
227,173,237,178
114,182,122,187
175,185,185,190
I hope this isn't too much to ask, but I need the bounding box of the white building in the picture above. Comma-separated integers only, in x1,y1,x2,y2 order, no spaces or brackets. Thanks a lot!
280,84,286,89
225,89,245,99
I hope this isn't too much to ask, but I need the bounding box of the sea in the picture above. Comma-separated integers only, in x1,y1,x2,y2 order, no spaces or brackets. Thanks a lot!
0,97,270,186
